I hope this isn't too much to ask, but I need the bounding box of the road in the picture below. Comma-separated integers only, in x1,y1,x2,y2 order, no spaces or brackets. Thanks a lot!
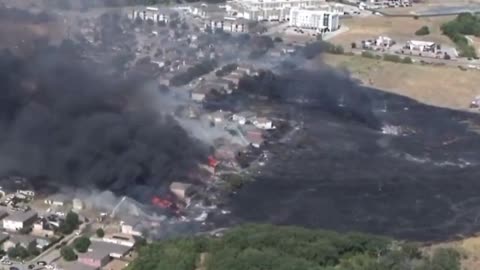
350,48,480,69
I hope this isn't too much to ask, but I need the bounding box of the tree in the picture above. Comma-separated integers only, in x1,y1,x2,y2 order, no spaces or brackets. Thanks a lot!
27,241,40,257
7,245,29,259
74,237,91,253
415,26,430,36
274,36,283,43
59,211,80,235
96,228,105,238
61,246,77,261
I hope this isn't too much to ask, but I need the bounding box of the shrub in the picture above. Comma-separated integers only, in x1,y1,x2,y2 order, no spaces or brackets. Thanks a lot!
402,57,413,64
415,26,430,36
74,237,91,253
96,228,105,238
61,246,77,261
383,54,402,63
361,51,376,59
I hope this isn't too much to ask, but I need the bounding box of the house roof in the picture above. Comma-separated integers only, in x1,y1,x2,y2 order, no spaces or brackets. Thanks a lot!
5,210,37,223
170,182,192,192
78,249,110,261
89,240,131,257
8,234,36,246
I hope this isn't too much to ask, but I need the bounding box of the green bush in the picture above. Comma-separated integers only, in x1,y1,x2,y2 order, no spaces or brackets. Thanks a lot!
61,246,77,261
73,237,91,253
402,57,413,64
415,26,430,36
361,51,376,59
383,54,402,63
96,228,105,238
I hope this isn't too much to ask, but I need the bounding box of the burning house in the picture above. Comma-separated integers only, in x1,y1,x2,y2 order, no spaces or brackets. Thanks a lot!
169,182,194,203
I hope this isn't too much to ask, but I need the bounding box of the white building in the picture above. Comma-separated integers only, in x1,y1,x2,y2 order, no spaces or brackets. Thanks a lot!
73,198,84,211
363,0,411,8
44,194,69,206
120,221,143,237
405,40,436,52
229,0,328,21
3,210,38,231
289,8,340,32
253,117,274,130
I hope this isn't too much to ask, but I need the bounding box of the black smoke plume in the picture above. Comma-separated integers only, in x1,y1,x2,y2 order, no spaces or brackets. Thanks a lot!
0,41,206,198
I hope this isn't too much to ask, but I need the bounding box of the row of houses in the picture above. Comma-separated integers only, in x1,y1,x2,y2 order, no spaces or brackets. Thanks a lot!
191,64,256,102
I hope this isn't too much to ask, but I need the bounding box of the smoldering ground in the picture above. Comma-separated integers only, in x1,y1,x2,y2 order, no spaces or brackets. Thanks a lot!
0,40,207,199
215,65,480,242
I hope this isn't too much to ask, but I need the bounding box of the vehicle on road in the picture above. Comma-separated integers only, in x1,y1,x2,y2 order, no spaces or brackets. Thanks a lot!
37,261,47,266
28,264,35,269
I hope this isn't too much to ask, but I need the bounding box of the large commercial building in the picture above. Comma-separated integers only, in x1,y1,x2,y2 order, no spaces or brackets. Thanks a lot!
229,0,329,21
289,8,340,31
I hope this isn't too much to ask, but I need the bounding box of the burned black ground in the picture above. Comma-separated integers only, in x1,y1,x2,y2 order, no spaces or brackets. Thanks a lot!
219,86,480,242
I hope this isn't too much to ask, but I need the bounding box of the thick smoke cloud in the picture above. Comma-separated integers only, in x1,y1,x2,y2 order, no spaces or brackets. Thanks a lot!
0,41,206,198
238,67,381,129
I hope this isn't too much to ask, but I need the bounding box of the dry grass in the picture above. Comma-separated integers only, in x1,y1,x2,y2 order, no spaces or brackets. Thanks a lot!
422,235,480,270
331,16,454,48
322,54,480,110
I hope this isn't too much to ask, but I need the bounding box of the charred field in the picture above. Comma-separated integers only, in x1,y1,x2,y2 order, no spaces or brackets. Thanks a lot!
217,80,480,242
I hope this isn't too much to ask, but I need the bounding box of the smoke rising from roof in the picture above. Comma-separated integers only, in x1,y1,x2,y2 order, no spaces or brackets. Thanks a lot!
0,39,207,199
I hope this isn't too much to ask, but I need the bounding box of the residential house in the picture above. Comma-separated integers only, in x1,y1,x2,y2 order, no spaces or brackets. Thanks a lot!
222,72,243,88
236,65,257,76
169,182,193,202
78,250,110,268
208,110,231,124
3,210,37,231
73,198,84,211
191,84,214,102
32,216,61,238
3,234,36,250
253,117,274,130
405,40,436,52
232,111,256,125
101,234,136,248
243,126,264,148
120,218,143,237
44,194,69,206
36,237,51,250
215,143,244,161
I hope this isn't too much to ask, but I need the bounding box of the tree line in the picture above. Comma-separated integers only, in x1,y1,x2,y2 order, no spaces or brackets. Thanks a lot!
126,224,461,270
